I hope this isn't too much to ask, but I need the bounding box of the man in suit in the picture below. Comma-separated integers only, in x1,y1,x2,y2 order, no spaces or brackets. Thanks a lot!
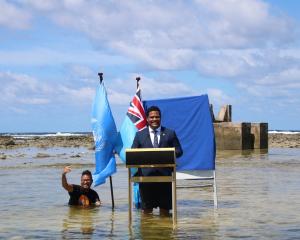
131,105,183,215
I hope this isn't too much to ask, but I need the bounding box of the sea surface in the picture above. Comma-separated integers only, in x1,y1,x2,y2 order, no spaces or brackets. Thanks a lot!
0,135,300,239
0,129,299,139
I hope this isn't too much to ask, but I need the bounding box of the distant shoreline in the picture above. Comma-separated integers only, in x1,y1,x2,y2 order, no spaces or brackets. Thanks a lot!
268,133,300,148
0,135,94,149
0,133,299,149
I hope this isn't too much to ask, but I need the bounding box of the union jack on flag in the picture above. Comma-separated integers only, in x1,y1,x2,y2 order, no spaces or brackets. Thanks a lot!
127,87,147,131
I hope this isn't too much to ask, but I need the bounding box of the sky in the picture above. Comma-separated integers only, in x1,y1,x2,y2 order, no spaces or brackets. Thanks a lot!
0,0,299,132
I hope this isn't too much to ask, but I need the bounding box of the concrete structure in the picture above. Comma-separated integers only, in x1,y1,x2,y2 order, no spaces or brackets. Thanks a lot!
213,122,268,150
214,122,251,150
215,105,232,122
211,104,268,150
250,123,268,149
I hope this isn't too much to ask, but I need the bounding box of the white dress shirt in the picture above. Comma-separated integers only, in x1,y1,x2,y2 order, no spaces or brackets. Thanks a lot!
148,126,161,146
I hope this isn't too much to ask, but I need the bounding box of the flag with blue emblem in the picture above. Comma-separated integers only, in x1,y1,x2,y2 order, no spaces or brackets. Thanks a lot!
91,81,117,186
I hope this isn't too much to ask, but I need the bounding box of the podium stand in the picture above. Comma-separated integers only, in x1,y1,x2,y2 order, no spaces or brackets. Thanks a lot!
126,148,177,228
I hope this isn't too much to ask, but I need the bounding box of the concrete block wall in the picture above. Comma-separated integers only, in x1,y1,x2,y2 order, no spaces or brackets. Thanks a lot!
214,122,252,150
213,122,268,150
250,123,268,149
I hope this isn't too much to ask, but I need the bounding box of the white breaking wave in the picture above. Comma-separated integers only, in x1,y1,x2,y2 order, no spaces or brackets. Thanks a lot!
4,132,90,139
269,130,300,134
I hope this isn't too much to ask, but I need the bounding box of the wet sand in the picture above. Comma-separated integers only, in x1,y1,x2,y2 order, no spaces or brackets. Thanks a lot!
0,133,299,150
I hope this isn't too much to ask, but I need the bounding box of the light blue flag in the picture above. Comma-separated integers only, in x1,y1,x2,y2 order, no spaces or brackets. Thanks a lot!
91,82,117,186
115,87,147,208
115,116,141,208
115,87,147,163
115,116,137,163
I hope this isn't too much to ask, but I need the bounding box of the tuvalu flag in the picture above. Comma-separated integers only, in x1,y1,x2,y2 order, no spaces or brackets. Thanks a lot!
115,87,147,208
91,81,118,186
115,87,147,162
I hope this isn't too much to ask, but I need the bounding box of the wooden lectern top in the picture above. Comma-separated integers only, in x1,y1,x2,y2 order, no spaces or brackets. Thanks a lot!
126,147,175,166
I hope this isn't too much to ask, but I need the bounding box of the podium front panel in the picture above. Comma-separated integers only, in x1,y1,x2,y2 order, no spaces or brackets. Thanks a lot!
126,148,175,166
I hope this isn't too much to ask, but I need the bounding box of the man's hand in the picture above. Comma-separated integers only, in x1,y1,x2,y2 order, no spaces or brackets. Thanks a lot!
63,166,71,175
95,200,101,207
62,166,73,192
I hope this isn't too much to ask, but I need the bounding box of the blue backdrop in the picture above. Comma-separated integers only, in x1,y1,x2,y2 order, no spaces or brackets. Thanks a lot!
144,94,216,170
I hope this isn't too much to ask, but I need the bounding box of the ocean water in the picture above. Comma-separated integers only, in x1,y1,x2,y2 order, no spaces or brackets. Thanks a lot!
0,132,91,138
0,146,300,239
1,129,299,138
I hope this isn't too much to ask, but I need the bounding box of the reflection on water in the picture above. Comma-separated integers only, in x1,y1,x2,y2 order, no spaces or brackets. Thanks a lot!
0,147,300,239
62,207,97,238
132,214,174,240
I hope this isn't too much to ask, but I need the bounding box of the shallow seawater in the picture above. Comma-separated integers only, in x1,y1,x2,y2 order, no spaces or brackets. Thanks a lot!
0,147,300,239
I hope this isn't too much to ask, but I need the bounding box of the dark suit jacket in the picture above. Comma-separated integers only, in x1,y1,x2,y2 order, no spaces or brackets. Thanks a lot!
131,126,183,176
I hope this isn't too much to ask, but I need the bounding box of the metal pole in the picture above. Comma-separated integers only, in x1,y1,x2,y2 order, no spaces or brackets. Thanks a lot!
98,72,103,84
128,168,132,225
172,160,177,229
136,76,140,89
110,176,115,209
213,170,218,208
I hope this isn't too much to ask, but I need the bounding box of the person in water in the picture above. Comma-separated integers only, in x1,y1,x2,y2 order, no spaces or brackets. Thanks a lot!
62,166,101,207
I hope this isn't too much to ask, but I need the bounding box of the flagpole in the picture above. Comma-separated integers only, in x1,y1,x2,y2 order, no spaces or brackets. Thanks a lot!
136,76,140,89
98,72,103,84
98,72,115,209
110,174,115,209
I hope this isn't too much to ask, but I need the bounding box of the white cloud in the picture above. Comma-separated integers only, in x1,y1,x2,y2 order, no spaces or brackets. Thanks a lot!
57,85,94,104
142,78,194,98
0,48,130,66
237,79,300,109
23,0,295,102
19,0,60,11
9,106,28,114
256,67,300,86
195,50,251,78
87,73,197,103
111,42,196,70
107,74,196,101
18,97,50,105
4,1,296,76
0,0,31,29
193,48,300,79
196,0,293,46
108,89,131,105
0,71,96,110
16,0,293,49
23,0,85,11
68,65,94,79
0,72,53,105
1,71,195,111
207,88,233,106
232,62,300,106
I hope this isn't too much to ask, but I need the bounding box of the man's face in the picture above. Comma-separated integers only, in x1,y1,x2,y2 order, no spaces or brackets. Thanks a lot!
147,110,161,130
81,174,92,190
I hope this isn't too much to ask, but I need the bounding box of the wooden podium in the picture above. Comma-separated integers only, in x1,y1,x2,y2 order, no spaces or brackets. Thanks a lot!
126,148,177,228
